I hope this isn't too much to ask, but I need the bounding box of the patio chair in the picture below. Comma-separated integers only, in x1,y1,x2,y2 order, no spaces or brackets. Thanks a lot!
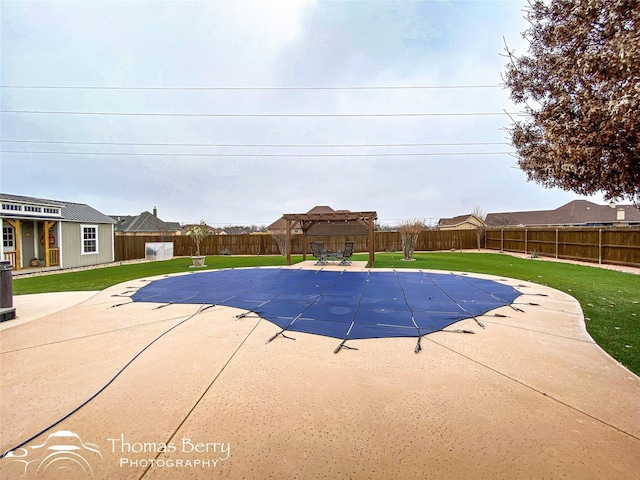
311,242,328,265
336,241,354,265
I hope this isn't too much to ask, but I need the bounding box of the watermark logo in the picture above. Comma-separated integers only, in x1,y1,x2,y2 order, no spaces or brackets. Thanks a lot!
4,432,230,477
6,430,103,478
108,434,231,469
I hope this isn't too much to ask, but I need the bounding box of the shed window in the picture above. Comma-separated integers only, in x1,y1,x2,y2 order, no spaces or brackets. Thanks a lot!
3,226,14,248
81,225,98,254
2,203,22,211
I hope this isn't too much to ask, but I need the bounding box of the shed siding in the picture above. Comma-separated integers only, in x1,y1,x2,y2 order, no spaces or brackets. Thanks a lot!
60,222,114,268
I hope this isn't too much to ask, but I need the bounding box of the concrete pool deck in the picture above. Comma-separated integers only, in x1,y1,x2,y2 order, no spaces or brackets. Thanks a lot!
1,263,639,479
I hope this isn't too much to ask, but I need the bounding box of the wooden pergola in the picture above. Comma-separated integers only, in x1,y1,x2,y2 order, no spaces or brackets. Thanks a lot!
282,211,378,267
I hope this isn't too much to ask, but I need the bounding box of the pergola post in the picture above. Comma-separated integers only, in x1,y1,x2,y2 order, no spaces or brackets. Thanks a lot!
286,219,292,266
368,216,375,267
301,228,307,262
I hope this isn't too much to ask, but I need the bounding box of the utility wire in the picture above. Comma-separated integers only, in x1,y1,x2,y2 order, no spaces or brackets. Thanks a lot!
0,84,502,91
0,109,518,117
0,139,509,148
0,150,514,157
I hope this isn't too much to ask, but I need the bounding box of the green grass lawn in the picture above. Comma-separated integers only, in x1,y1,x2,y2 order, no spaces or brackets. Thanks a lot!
11,256,301,294
11,252,640,376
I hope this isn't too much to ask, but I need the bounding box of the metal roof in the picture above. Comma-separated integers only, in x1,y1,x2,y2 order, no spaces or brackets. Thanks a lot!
0,193,116,224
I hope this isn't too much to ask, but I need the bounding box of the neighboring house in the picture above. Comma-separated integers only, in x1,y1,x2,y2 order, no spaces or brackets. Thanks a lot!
438,200,640,229
267,206,368,235
437,214,486,231
110,207,182,236
268,206,339,234
1,193,116,271
267,218,303,235
485,200,640,227
181,223,224,235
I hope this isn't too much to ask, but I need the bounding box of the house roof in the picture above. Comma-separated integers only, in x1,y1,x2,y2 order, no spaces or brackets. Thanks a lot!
0,192,115,224
485,200,640,227
438,214,485,228
181,223,222,234
268,206,338,231
111,211,181,233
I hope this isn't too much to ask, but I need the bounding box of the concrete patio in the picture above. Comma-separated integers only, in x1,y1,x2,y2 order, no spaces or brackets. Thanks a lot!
1,265,638,479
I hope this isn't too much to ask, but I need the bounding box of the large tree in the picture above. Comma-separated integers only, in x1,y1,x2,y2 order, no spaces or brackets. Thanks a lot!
503,0,639,204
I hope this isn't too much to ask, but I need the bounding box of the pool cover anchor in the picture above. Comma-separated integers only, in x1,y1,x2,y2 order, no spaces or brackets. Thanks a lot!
472,316,486,329
266,312,305,343
266,330,296,343
116,287,140,296
334,339,358,354
333,321,359,354
110,300,133,308
153,302,173,310
444,329,476,334
414,337,422,354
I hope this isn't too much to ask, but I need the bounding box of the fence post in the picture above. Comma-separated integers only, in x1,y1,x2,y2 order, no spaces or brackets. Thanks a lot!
525,229,528,255
555,229,558,259
501,229,504,252
598,228,602,264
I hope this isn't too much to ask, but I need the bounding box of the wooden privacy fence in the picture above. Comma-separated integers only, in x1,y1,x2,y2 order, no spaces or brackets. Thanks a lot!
114,230,478,262
114,228,639,267
485,227,640,267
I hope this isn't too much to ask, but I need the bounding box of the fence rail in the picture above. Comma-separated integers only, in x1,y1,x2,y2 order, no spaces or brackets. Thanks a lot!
114,227,640,268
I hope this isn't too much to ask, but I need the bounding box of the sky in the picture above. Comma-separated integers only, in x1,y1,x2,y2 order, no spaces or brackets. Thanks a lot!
0,0,607,228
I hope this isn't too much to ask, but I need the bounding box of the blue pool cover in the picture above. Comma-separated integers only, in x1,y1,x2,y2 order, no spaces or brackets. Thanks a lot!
131,269,521,351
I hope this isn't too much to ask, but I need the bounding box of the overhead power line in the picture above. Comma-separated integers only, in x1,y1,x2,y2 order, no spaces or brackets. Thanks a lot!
0,139,509,148
0,110,518,117
0,84,502,91
0,150,514,157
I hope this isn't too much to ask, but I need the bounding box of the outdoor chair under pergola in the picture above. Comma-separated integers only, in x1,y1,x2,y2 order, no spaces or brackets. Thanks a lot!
336,241,354,265
311,242,328,265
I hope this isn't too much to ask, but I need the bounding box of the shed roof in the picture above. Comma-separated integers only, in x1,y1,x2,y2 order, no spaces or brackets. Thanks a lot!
0,192,115,224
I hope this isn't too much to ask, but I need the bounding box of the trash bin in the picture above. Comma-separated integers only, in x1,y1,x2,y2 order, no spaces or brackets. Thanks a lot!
0,260,16,321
